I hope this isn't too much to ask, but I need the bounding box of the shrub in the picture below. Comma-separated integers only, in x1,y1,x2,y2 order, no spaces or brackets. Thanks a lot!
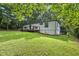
74,28,79,39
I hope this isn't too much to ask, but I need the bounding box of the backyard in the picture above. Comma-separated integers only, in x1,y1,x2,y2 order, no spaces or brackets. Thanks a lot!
0,31,79,56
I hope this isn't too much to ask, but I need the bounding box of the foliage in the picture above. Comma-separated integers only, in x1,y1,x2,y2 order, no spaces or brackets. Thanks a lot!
0,4,47,30
50,4,79,38
0,3,79,38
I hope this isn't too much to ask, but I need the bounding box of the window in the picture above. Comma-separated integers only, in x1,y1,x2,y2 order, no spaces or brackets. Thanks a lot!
40,22,43,25
45,22,48,27
24,27,27,29
35,26,38,29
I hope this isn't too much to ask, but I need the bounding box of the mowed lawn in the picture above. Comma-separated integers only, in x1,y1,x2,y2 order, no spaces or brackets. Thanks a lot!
0,31,79,56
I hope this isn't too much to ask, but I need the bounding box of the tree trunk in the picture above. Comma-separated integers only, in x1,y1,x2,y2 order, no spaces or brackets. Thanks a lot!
29,24,31,30
7,24,9,30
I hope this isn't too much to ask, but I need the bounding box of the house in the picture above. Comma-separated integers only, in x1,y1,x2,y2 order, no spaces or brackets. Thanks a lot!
22,20,60,35
22,6,60,35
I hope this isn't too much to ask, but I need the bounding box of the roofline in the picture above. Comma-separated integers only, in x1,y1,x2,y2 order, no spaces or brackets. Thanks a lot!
30,20,59,24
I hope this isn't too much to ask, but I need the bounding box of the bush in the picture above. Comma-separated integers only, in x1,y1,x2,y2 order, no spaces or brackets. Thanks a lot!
74,28,79,39
60,26,67,34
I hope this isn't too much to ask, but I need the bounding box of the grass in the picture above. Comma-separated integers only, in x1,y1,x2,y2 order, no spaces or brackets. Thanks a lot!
0,31,79,56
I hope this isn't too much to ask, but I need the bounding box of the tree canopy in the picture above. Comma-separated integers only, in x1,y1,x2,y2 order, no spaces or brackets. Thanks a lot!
0,3,79,38
50,4,79,38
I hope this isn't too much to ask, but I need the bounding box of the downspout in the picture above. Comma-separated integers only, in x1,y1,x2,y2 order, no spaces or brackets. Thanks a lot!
55,21,57,35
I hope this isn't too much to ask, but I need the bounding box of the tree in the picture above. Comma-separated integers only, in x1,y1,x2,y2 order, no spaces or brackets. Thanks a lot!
0,4,18,30
0,4,47,30
50,4,79,38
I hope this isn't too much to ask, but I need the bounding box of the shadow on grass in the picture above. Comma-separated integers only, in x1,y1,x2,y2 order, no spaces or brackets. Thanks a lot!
24,32,71,42
36,33,72,42
0,31,72,42
44,35,70,41
0,32,42,42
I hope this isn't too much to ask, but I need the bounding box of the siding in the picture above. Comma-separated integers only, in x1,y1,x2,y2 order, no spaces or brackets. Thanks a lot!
40,21,60,35
40,21,55,35
23,21,60,35
56,22,60,35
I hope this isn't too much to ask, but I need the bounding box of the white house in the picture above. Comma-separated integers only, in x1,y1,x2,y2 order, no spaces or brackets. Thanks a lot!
22,20,60,35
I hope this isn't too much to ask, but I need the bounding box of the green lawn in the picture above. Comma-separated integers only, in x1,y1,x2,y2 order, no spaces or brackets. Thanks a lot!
0,31,79,56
